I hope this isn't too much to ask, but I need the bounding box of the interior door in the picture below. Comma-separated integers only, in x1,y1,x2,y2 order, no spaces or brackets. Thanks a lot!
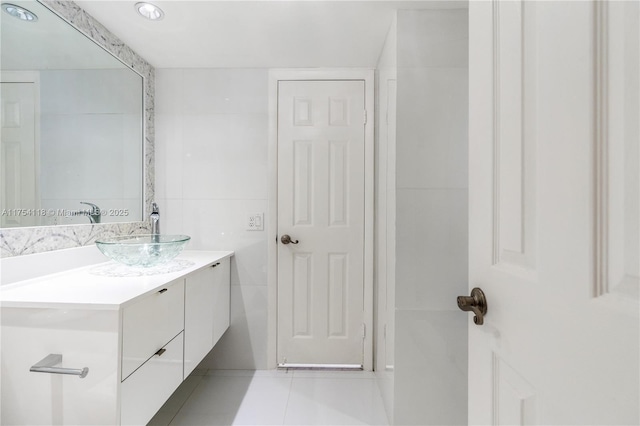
1,82,38,227
468,1,639,424
277,80,366,367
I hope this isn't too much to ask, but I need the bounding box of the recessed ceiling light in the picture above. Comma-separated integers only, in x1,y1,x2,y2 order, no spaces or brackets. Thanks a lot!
135,2,164,21
1,3,38,22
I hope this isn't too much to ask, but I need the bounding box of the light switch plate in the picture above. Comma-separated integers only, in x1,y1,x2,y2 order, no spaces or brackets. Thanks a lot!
247,213,264,231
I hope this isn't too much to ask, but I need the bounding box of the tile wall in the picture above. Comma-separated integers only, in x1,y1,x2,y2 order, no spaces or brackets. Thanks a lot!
39,69,143,225
374,13,397,421
377,9,469,425
155,69,269,369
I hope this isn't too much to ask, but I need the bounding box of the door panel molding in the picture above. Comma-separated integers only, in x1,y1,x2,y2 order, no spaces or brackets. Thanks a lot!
492,0,537,276
594,0,640,298
493,353,537,426
267,69,375,370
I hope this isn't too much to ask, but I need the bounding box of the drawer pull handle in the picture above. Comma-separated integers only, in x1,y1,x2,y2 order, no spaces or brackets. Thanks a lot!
211,262,220,268
155,348,167,357
30,354,89,379
158,288,168,294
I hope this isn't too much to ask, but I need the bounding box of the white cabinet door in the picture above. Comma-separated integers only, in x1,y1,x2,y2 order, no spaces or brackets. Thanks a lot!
0,308,120,426
184,266,215,377
120,333,184,426
121,279,184,380
212,258,230,345
184,258,231,377
468,1,639,424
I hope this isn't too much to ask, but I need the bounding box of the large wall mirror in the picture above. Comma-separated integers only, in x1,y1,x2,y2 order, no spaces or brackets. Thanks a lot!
1,0,144,228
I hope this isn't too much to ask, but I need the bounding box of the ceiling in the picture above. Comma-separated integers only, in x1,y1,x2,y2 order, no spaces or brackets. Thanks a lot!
2,0,128,70
74,1,467,69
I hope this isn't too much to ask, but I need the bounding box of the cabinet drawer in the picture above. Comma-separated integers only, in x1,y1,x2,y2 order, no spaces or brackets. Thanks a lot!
121,279,184,380
120,332,184,426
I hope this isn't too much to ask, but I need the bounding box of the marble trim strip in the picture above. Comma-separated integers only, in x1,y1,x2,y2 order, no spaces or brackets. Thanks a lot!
0,0,155,258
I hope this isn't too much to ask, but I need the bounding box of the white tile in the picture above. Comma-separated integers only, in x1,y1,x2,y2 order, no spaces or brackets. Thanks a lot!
395,189,468,311
393,310,467,425
181,199,267,287
229,377,292,425
396,67,468,190
207,369,291,378
375,371,394,424
155,69,185,114
171,375,291,426
181,114,268,201
181,69,268,115
399,38,468,70
157,199,184,236
170,411,233,426
149,375,204,426
41,69,142,115
201,286,269,370
284,377,389,425
397,9,468,68
40,71,80,114
155,112,184,200
190,368,208,376
44,113,135,200
121,113,144,200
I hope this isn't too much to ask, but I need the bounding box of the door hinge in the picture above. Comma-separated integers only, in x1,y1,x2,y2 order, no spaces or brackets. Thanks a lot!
364,110,367,125
361,323,366,339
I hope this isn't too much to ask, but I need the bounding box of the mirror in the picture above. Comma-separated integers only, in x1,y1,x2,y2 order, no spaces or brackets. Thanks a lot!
0,0,144,228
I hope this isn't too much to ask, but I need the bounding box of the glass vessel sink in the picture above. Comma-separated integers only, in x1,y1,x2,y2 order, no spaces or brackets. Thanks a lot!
95,235,191,268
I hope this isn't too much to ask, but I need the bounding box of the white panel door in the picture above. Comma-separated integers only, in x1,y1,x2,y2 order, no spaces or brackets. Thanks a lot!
468,1,639,425
277,80,365,367
1,82,38,226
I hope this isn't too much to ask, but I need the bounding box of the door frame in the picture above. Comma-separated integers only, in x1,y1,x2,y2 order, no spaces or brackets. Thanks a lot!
267,69,375,370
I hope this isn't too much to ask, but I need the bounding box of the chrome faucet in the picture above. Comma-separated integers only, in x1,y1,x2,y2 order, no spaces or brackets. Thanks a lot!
71,202,101,223
150,202,160,235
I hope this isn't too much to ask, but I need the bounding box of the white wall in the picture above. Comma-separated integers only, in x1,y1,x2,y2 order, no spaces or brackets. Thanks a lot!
40,69,143,225
155,68,269,369
374,14,397,422
393,9,468,425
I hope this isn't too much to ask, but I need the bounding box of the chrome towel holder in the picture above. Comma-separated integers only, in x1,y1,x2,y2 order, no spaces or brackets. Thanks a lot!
30,354,89,379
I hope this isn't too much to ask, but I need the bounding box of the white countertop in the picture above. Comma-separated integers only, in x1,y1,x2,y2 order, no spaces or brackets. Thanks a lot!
0,250,233,311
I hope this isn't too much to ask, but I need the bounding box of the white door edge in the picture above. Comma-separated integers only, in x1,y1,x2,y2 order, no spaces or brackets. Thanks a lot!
267,68,375,371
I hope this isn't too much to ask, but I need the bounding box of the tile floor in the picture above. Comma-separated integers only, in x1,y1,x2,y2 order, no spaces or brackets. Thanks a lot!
149,369,389,426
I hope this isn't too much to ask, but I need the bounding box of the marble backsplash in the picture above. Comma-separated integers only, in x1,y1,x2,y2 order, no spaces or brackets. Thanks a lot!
0,0,155,258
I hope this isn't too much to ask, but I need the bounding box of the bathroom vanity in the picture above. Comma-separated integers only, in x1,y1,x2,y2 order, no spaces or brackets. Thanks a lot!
0,250,233,425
